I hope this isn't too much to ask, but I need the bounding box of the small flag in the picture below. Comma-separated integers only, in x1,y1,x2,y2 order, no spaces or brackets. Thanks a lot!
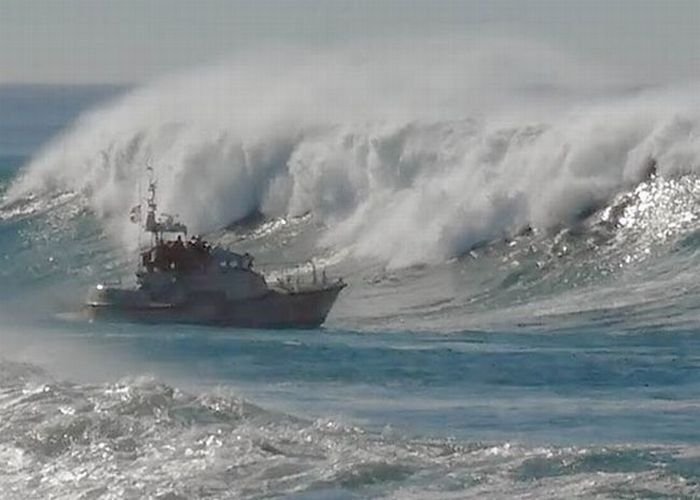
129,204,141,223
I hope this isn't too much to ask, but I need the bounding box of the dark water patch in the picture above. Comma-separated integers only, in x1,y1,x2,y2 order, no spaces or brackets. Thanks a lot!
0,155,24,194
516,447,663,480
0,154,26,172
676,230,700,251
107,329,700,393
0,84,127,124
333,462,414,489
0,84,128,157
666,456,700,486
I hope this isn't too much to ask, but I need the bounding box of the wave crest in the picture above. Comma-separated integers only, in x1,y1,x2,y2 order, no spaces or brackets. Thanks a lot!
6,40,700,267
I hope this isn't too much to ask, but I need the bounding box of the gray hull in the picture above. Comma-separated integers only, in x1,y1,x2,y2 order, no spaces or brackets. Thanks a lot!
85,285,345,329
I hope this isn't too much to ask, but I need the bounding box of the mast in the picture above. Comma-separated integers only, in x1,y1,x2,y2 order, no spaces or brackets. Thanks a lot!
144,166,159,244
141,165,188,244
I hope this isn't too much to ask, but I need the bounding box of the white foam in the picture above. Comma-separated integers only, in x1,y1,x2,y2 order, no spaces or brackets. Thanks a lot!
7,38,700,267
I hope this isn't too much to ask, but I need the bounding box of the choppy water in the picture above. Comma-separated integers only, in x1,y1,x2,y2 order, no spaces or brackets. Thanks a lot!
4,52,700,498
4,326,700,499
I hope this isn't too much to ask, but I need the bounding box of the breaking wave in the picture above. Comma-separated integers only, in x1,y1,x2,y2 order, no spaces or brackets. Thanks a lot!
7,39,700,269
3,38,700,334
5,41,700,500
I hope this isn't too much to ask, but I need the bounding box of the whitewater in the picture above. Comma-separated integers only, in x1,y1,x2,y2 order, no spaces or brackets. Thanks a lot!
3,40,700,498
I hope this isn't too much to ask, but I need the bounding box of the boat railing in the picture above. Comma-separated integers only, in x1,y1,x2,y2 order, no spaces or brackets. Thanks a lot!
266,260,342,292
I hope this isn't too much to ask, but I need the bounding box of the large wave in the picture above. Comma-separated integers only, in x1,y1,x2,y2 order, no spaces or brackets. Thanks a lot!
6,38,700,268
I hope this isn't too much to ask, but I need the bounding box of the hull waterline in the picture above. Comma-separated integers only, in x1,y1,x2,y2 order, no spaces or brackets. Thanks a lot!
85,284,345,329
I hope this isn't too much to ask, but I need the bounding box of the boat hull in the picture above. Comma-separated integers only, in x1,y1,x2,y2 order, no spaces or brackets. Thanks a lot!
84,285,345,329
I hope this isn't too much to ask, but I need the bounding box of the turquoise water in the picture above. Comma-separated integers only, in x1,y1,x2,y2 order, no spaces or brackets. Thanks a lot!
3,84,700,498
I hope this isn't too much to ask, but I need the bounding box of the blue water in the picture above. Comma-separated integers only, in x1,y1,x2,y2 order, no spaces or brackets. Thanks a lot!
42,324,700,445
3,84,700,498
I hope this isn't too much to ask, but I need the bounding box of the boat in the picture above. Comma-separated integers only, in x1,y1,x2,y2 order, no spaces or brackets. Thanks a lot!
85,170,346,328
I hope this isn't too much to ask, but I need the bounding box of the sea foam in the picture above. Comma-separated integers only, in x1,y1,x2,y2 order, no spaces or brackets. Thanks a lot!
6,38,700,267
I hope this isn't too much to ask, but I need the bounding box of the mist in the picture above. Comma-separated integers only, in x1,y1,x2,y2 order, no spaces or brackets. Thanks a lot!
5,37,700,267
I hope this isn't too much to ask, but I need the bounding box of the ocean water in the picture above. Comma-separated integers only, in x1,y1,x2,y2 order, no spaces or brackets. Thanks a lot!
4,51,700,498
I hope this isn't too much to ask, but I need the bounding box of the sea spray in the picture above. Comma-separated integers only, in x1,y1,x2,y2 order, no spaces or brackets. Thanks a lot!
6,39,700,267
